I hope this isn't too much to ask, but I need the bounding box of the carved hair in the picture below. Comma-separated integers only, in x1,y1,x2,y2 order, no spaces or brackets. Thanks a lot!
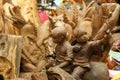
74,21,92,38
20,23,36,36
51,26,67,39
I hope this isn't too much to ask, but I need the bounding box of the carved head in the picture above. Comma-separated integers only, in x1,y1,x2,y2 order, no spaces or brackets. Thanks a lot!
74,21,92,43
49,14,64,23
51,26,67,43
20,23,36,39
49,14,64,28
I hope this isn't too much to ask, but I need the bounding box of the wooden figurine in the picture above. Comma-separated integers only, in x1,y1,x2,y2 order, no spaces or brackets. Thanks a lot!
51,26,73,67
71,25,110,80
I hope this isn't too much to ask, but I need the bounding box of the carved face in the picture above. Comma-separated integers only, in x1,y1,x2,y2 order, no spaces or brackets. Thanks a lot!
74,21,92,43
75,30,89,43
52,34,66,43
49,14,64,23
49,14,64,28
20,24,36,39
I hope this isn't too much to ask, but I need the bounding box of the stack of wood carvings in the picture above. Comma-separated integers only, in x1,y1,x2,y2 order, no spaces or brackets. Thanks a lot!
0,0,52,79
0,0,120,80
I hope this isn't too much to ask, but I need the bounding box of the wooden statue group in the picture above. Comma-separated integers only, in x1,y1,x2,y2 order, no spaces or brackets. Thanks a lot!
46,0,120,80
0,0,120,80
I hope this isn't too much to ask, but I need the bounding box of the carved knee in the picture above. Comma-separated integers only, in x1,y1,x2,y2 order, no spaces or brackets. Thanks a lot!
71,66,85,80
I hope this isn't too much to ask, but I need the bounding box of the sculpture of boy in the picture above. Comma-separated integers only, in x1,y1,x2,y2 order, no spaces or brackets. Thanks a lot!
50,26,73,69
71,25,110,80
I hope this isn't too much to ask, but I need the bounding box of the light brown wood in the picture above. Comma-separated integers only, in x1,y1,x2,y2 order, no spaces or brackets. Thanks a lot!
20,71,48,80
0,34,22,78
11,0,41,28
31,72,48,80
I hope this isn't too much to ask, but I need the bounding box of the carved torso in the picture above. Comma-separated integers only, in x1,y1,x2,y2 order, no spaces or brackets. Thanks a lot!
73,40,105,67
73,43,91,67
22,37,41,65
55,41,72,63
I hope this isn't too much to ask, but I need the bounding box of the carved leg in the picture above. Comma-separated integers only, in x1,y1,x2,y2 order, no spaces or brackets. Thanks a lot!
21,59,46,72
71,66,85,80
22,63,37,72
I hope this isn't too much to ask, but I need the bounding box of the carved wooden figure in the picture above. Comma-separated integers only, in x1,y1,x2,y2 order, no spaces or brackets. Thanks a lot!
51,26,73,66
71,24,110,80
49,15,73,41
83,1,120,40
20,23,47,72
